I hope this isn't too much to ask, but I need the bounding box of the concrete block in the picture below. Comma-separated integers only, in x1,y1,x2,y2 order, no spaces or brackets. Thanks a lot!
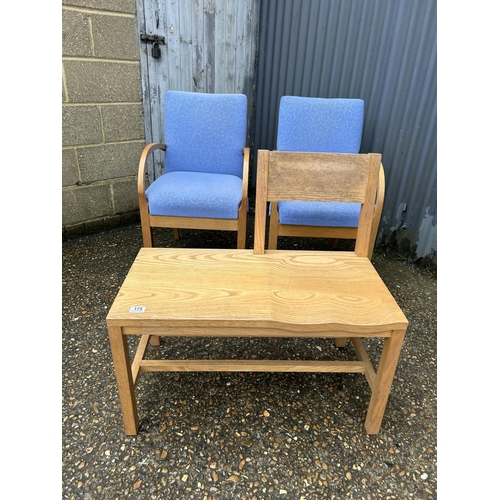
64,60,141,103
62,9,92,57
92,14,140,61
62,105,103,146
62,183,113,226
112,177,139,213
77,142,143,183
102,104,145,142
62,149,80,187
62,0,136,14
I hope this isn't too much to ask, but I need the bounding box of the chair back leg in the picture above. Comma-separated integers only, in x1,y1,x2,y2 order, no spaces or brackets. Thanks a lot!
268,203,279,250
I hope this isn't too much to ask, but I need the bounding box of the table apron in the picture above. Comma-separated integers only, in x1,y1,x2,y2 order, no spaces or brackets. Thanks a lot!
118,325,394,338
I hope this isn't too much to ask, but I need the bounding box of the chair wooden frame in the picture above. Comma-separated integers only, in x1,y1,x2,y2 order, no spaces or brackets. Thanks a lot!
107,150,408,436
267,162,385,259
138,143,250,249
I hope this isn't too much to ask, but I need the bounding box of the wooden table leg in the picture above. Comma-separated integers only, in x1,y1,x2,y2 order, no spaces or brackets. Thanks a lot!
364,329,406,434
108,326,139,435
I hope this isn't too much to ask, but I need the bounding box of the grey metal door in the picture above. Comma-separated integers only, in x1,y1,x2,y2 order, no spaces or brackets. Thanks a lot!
136,0,259,181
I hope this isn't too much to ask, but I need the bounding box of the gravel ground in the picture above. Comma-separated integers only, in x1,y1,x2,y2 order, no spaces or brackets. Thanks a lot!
62,217,437,500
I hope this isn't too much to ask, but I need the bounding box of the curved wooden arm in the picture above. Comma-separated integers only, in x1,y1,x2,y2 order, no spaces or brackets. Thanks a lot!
368,162,386,259
138,143,166,196
241,147,250,207
138,143,166,229
374,163,385,222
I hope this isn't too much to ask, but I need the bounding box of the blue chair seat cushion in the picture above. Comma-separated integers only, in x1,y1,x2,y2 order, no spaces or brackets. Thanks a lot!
146,171,243,219
278,201,361,227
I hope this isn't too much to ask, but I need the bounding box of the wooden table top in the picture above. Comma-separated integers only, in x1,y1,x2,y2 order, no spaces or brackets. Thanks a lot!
106,248,408,335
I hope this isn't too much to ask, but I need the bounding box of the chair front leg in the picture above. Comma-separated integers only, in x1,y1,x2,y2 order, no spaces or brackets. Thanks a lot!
141,220,153,247
237,200,247,249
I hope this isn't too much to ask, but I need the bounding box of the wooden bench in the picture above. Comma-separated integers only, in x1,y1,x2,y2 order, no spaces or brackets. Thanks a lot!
106,151,408,435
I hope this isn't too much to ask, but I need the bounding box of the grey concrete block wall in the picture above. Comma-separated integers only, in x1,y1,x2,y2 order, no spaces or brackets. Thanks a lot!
62,1,145,235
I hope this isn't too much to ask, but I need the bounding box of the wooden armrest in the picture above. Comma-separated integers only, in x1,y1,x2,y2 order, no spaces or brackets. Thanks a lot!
138,143,166,225
138,143,167,197
242,147,250,204
374,163,385,222
368,163,386,259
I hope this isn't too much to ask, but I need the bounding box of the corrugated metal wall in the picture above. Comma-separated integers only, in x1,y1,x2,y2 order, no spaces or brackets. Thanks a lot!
253,0,437,264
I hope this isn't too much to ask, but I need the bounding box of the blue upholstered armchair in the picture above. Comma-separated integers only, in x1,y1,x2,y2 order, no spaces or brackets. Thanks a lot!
138,91,249,248
268,96,385,258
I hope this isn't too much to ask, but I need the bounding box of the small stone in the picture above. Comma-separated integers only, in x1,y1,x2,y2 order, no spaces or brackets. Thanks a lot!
263,410,270,417
229,475,239,482
182,475,188,482
133,480,142,489
421,473,428,480
346,472,352,479
161,450,167,459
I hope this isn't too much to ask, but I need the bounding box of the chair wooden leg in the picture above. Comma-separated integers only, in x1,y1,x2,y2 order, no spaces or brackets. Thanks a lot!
237,229,246,249
268,203,279,250
237,208,247,249
364,329,406,434
108,326,139,435
335,338,347,348
141,220,153,247
150,336,161,346
173,228,180,240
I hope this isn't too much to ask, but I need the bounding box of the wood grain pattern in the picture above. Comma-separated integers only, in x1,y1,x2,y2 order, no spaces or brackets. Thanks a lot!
107,249,407,332
254,151,381,256
264,151,385,260
267,152,375,202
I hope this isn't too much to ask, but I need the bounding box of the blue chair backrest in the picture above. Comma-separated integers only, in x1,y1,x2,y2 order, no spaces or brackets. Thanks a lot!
164,91,247,178
277,96,364,153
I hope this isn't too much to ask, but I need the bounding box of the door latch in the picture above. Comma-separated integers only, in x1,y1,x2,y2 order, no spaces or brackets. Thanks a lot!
140,33,165,59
